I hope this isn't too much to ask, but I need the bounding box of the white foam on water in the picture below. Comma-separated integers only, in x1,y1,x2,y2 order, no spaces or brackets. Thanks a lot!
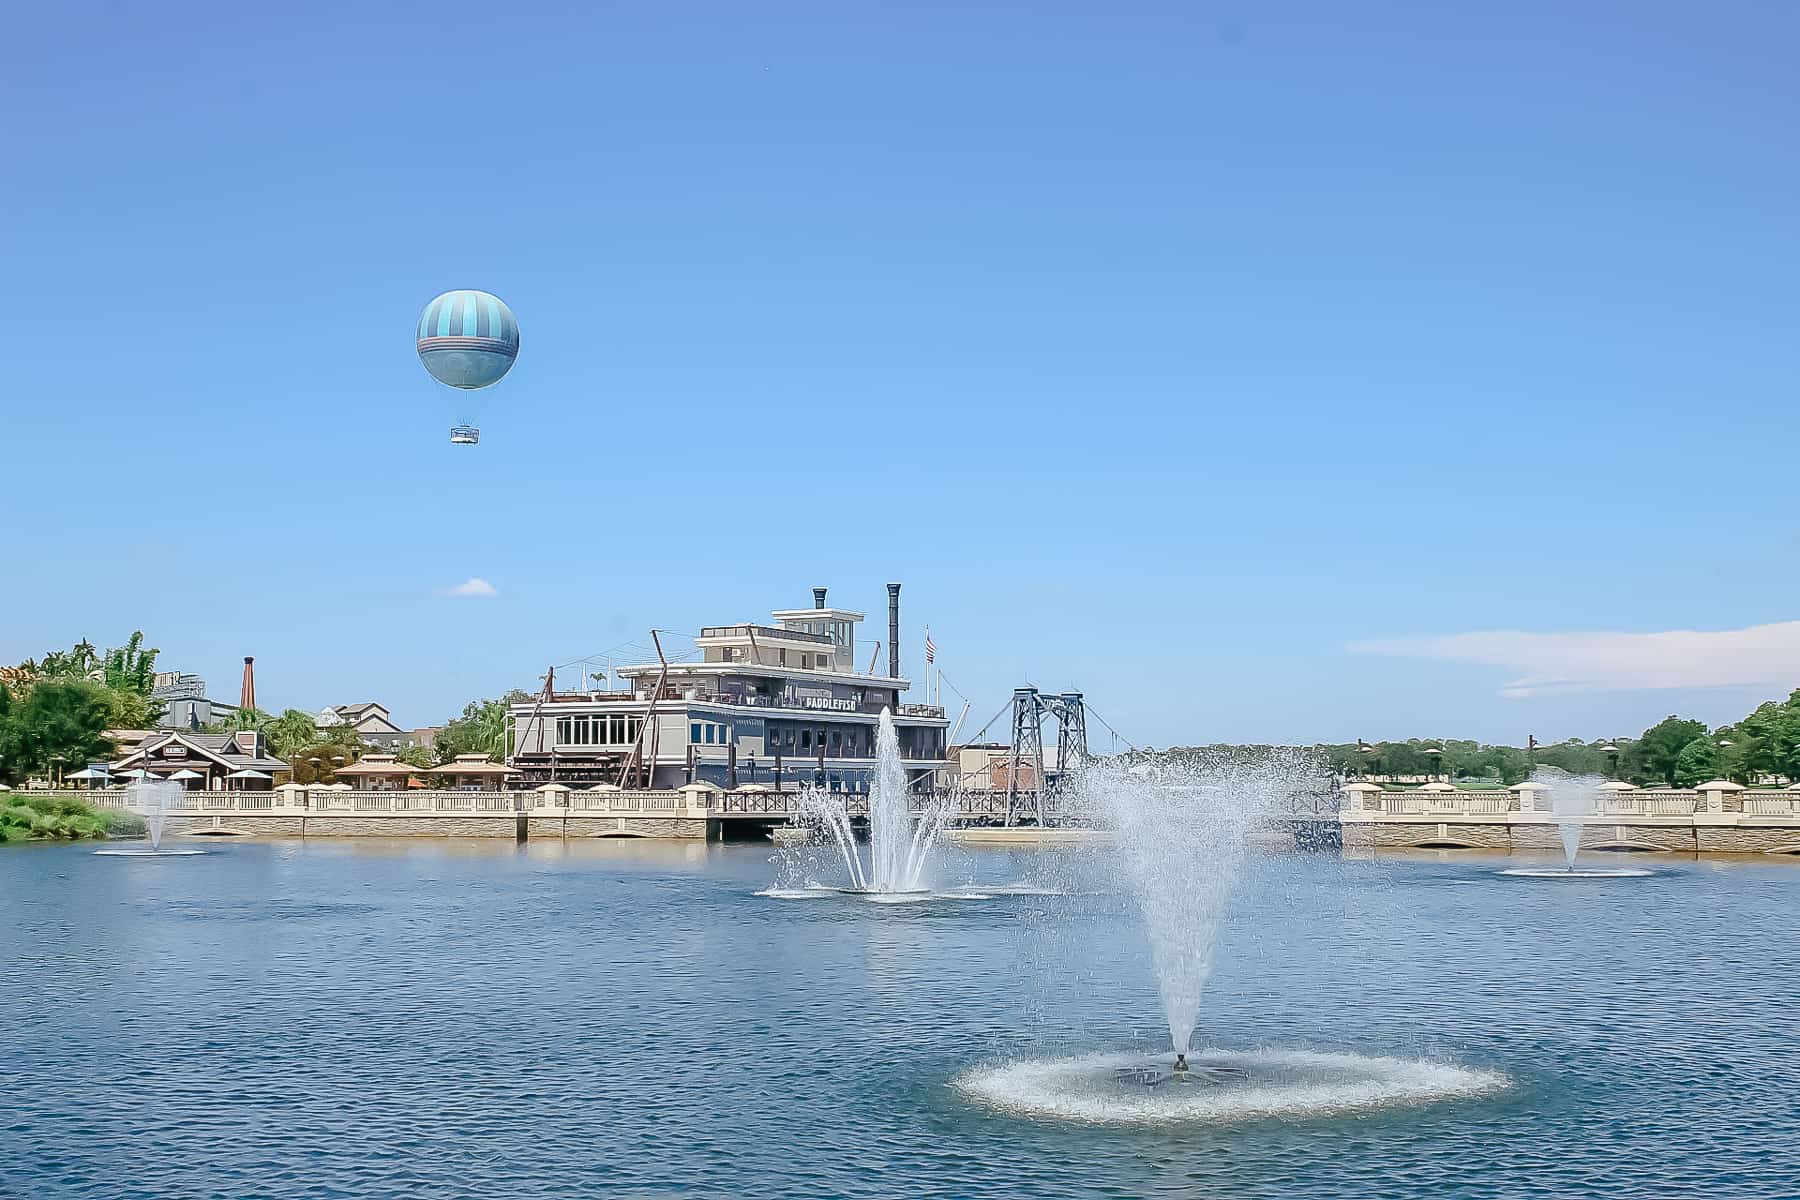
94,847,206,857
954,1049,1507,1126
757,887,1004,903
1499,866,1653,878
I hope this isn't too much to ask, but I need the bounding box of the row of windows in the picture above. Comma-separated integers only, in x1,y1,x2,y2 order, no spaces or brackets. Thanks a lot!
788,618,854,649
556,712,940,759
556,714,643,746
765,726,873,757
725,646,836,670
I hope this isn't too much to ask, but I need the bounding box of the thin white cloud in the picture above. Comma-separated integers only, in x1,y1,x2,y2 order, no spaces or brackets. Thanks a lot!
440,577,498,598
1349,620,1800,698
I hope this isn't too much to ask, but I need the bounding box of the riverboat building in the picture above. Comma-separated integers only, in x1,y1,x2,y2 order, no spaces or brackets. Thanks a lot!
507,585,949,791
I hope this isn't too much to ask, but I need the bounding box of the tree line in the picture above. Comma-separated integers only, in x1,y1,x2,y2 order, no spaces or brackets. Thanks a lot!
1,631,527,787
1149,686,1800,789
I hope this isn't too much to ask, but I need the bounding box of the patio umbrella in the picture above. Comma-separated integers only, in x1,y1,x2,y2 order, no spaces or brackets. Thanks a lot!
169,769,204,780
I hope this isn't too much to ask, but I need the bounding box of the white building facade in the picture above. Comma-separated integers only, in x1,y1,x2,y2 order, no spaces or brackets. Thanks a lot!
507,586,948,791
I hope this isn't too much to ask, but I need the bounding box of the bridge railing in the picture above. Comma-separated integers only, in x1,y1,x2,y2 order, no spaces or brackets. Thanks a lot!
567,790,686,814
1355,786,1795,818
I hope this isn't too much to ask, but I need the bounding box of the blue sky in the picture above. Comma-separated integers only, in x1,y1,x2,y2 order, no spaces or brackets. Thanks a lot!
4,2,1797,747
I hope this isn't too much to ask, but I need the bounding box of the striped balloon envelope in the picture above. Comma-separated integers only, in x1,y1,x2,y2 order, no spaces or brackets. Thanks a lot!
416,290,520,390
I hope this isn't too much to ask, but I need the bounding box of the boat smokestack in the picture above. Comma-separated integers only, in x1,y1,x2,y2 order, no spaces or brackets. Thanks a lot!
813,587,828,610
240,656,256,712
887,583,901,679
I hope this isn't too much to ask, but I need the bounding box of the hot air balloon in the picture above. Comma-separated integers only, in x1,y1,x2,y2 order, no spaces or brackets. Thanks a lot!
416,289,520,445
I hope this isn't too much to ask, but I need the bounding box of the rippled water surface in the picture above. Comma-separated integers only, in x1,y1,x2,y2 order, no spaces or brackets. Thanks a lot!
2,839,1796,1199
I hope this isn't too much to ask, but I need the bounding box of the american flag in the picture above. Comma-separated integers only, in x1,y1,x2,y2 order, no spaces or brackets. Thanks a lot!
924,631,937,663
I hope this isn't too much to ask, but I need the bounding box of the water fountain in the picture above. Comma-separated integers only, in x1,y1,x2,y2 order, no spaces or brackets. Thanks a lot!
771,709,952,900
1086,755,1287,1075
94,779,205,856
956,753,1507,1122
1500,769,1650,878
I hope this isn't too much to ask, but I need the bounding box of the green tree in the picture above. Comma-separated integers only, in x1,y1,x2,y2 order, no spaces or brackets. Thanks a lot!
1729,690,1800,784
265,709,324,759
1672,736,1722,787
37,639,101,682
0,682,17,785
432,694,524,763
390,743,435,770
206,706,273,734
1621,716,1709,787
100,632,163,725
3,681,115,783
1536,740,1612,778
286,743,357,785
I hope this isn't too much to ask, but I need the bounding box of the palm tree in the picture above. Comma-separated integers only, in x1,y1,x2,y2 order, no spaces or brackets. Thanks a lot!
102,632,159,698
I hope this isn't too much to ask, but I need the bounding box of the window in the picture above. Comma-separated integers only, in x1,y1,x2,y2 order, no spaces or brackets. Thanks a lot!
609,714,626,744
830,730,842,755
800,730,811,751
692,723,703,744
785,729,795,751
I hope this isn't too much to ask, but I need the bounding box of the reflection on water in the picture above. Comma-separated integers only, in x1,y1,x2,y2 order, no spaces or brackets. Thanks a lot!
1,840,1797,1199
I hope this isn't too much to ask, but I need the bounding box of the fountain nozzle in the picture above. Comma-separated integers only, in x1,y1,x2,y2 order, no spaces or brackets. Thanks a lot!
1172,1053,1189,1073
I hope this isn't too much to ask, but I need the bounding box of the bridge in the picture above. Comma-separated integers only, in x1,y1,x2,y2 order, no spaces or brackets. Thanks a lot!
73,784,1094,841
62,779,1800,853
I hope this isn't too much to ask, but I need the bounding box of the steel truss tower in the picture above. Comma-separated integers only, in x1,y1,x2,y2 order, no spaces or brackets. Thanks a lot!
1005,688,1089,826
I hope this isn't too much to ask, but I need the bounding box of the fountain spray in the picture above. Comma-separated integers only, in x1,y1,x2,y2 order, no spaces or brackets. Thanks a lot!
1076,753,1306,1066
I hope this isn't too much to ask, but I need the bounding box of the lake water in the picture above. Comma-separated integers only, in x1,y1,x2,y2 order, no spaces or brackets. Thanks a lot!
3,839,1796,1199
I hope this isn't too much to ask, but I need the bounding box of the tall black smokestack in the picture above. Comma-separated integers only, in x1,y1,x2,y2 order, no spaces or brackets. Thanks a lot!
887,583,901,679
813,587,828,610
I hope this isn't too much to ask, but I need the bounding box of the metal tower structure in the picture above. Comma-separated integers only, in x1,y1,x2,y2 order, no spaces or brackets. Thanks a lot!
1004,687,1048,826
1048,691,1089,775
1005,688,1091,826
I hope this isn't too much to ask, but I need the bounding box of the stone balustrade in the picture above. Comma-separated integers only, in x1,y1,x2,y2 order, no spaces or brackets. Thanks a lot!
1340,783,1800,853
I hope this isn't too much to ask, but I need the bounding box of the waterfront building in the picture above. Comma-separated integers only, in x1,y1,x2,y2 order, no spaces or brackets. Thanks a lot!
433,754,519,790
939,743,1047,792
109,729,289,790
333,753,416,791
507,585,949,790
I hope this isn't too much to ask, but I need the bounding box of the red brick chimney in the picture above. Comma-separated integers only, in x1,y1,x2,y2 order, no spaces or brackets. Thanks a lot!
240,656,256,712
